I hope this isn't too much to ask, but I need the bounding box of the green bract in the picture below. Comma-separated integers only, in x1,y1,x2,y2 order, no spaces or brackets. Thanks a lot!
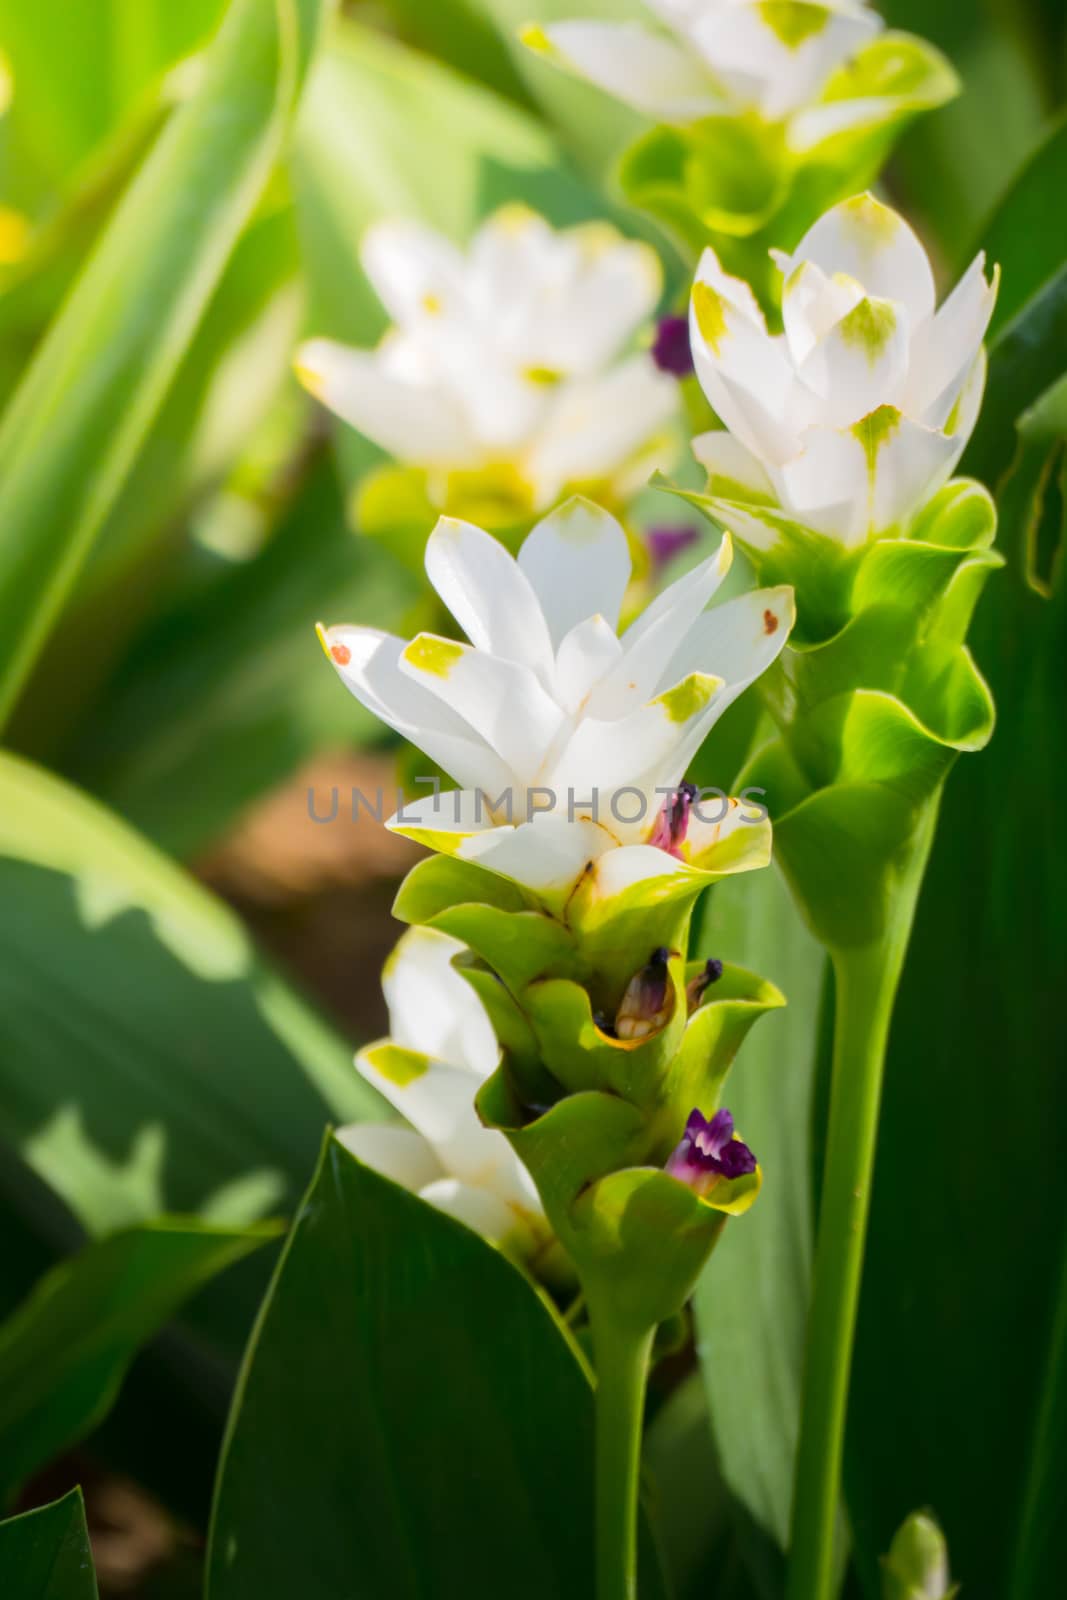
618,31,957,299
394,851,783,1332
670,477,999,949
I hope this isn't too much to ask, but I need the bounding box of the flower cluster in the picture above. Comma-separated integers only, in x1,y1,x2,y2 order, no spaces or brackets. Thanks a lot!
297,205,679,519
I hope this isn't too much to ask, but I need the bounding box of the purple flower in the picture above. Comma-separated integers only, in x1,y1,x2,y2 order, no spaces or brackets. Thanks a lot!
649,782,697,858
647,525,700,574
651,314,694,377
666,1108,757,1195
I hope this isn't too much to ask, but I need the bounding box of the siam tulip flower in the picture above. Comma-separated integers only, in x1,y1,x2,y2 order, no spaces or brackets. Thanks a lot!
317,497,793,905
295,205,679,515
337,926,559,1270
688,193,998,545
523,2,883,138
665,1106,758,1195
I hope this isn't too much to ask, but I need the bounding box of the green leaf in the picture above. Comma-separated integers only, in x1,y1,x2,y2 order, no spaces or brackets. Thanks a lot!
0,0,227,196
0,750,377,1236
0,0,327,727
980,110,1067,337
693,860,826,1563
0,1218,278,1502
208,1133,667,1599
844,429,1067,1598
0,1489,98,1600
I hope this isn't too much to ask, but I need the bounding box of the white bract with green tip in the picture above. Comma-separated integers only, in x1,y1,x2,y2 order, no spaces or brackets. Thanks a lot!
689,193,998,545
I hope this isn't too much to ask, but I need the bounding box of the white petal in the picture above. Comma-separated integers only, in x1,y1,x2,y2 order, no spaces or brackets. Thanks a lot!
692,430,777,501
418,1179,542,1248
382,926,498,1078
689,253,800,463
387,788,497,852
526,21,722,120
780,411,959,540
686,4,881,118
357,1048,513,1198
525,356,679,509
424,517,554,681
780,259,864,368
775,426,871,543
797,295,911,427
549,672,724,800
656,588,795,715
317,625,511,794
295,340,480,466
589,540,733,719
360,219,466,326
398,634,563,783
520,226,665,377
906,256,998,428
553,614,624,715
458,814,616,895
335,1123,443,1193
517,498,632,645
785,194,936,325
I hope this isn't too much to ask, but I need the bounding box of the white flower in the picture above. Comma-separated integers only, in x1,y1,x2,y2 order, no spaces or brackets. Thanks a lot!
523,1,882,134
689,193,998,545
295,205,678,511
317,497,793,903
338,927,552,1264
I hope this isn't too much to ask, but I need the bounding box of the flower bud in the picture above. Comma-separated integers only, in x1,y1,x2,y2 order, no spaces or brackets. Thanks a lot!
614,947,674,1040
686,957,724,1011
882,1511,956,1599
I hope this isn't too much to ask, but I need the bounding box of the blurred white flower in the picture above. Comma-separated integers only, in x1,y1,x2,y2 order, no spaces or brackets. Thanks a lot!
689,192,998,544
523,1,882,133
318,497,792,902
295,205,678,510
338,927,552,1264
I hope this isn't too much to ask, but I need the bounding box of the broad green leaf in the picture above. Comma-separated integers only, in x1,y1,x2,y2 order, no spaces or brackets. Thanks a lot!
62,460,416,857
0,1218,278,1502
980,111,1067,336
0,751,377,1235
379,0,533,107
879,1,1046,262
208,1134,667,1599
0,0,227,197
0,1489,98,1600
844,445,1067,1597
693,860,826,1570
0,0,327,727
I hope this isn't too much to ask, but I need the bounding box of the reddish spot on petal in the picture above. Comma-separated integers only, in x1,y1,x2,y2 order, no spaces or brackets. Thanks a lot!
330,642,352,666
763,609,779,635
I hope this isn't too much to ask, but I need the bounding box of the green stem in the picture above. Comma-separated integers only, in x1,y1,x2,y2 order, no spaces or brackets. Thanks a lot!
787,800,940,1600
589,1300,655,1600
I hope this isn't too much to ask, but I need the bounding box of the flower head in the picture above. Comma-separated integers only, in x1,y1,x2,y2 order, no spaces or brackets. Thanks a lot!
523,2,882,134
690,193,998,544
665,1106,757,1194
338,927,555,1266
295,205,678,512
317,497,793,902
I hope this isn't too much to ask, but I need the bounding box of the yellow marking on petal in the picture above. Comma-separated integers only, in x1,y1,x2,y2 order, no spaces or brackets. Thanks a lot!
492,202,538,235
403,634,465,678
692,281,730,355
838,297,898,364
840,193,900,249
421,292,443,315
315,621,338,661
851,405,902,470
520,23,554,55
294,357,326,400
363,1043,428,1087
524,365,563,386
656,672,723,725
756,3,829,48
0,206,30,265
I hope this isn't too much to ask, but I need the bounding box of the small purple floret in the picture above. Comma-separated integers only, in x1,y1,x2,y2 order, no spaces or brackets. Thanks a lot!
649,781,697,858
648,525,700,573
651,315,694,377
665,1106,757,1195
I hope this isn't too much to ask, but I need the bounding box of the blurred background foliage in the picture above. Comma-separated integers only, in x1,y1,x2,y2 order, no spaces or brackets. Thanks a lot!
0,1,1064,1597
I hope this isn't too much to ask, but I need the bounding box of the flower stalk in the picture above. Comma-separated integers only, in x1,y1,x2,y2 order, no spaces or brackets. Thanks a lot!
787,797,939,1600
589,1302,656,1600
